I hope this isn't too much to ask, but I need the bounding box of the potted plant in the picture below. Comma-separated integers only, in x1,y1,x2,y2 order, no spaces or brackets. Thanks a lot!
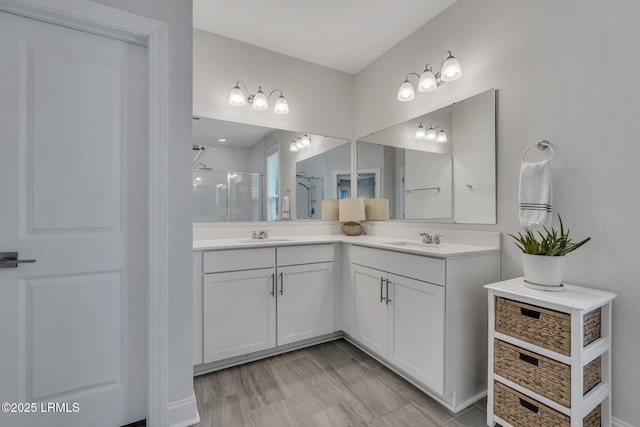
509,214,590,291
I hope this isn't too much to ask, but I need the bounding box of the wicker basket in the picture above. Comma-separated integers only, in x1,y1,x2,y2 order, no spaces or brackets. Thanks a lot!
494,381,601,427
495,297,601,356
494,339,601,407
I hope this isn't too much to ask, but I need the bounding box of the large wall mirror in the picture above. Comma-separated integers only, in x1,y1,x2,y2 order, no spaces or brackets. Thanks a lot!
192,116,350,222
357,88,496,224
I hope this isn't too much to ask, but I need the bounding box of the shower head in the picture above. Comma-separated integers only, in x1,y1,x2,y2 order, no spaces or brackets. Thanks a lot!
296,172,306,177
193,162,211,171
193,144,206,165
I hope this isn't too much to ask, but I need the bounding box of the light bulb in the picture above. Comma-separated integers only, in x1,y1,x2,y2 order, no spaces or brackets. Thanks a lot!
418,67,437,92
229,85,245,106
289,142,299,152
436,129,448,143
252,87,268,110
274,95,289,114
425,126,437,141
415,123,426,139
440,52,462,82
397,80,415,102
301,134,311,147
296,138,304,149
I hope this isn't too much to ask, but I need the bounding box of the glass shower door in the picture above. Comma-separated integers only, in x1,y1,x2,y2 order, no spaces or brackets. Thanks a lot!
193,170,228,222
228,173,263,221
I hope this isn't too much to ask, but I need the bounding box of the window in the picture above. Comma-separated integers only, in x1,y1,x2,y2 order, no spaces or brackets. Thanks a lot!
266,151,279,221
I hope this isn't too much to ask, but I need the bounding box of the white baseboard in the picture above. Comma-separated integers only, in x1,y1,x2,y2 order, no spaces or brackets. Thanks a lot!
168,391,200,427
613,417,636,427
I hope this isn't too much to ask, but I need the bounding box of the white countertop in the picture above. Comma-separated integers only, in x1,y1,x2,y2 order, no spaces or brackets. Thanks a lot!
193,234,500,259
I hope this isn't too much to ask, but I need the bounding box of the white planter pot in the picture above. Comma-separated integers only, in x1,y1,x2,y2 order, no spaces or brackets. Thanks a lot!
522,253,566,291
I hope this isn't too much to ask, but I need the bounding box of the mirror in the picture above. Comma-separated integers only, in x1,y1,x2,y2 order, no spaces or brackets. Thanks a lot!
192,116,350,222
357,88,496,224
294,143,351,219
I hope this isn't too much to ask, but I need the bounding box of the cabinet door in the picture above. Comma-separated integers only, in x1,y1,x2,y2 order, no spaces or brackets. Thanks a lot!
203,268,276,363
352,264,388,358
277,263,335,345
388,273,445,394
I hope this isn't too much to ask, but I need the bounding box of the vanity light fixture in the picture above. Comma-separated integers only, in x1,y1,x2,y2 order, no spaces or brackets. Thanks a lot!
436,128,448,143
229,81,289,114
397,51,462,102
289,134,312,152
416,124,448,143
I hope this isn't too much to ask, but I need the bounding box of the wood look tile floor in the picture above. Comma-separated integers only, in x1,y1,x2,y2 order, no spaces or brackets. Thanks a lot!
192,339,487,427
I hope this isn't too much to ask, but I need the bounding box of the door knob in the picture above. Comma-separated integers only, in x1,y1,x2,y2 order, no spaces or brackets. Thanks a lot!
0,252,36,268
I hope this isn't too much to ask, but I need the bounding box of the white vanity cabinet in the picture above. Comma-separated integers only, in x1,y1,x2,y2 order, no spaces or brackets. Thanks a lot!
196,244,336,367
352,263,445,393
346,244,500,412
202,248,276,364
276,245,335,345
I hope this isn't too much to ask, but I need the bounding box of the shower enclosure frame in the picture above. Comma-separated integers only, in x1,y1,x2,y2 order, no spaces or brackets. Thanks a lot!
193,168,264,222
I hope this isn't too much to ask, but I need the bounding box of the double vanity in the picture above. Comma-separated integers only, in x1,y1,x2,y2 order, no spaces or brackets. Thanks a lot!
193,232,500,412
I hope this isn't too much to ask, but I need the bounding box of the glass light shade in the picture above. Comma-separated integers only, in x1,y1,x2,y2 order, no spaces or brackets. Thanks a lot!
440,53,462,82
252,88,268,110
418,69,437,92
415,123,426,139
274,95,289,114
397,80,415,102
425,126,437,141
295,139,304,149
436,129,448,143
289,142,299,152
229,85,245,106
338,198,366,222
301,134,311,147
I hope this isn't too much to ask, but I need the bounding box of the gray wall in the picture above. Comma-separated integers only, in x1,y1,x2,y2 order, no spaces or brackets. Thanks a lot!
353,0,639,423
91,0,194,407
193,29,353,140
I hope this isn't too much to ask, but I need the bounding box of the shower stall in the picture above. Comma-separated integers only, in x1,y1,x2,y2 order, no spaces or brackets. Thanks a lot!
192,144,263,222
296,174,324,219
193,169,263,222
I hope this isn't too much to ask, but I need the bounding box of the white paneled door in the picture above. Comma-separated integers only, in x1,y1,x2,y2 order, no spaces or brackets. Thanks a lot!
0,10,147,427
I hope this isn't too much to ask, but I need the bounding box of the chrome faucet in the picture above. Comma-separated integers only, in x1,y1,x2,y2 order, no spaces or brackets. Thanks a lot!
420,232,443,244
250,230,269,240
419,232,433,244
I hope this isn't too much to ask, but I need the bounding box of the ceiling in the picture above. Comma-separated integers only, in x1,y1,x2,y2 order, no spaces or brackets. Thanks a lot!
193,117,274,149
193,0,458,74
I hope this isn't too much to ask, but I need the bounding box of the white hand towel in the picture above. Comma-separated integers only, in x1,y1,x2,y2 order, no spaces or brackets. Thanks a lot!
519,160,552,227
281,195,290,220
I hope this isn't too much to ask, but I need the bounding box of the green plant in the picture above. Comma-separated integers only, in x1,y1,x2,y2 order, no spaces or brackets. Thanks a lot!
509,214,591,256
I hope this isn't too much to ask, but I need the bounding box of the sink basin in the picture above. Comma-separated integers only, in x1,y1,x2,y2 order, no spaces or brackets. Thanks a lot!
237,238,292,243
385,241,446,248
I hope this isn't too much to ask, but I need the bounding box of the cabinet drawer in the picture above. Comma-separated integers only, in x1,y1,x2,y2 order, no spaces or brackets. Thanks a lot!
495,298,601,356
277,244,333,266
351,245,444,286
494,339,601,407
493,381,601,427
203,248,275,273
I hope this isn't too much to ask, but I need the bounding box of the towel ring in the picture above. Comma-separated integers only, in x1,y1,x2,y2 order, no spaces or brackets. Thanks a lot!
522,140,553,162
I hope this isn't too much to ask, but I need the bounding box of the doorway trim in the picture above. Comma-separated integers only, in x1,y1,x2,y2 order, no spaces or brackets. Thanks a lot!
0,0,170,425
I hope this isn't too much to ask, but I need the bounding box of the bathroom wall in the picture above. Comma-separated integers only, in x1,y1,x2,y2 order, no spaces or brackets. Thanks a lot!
354,0,640,423
91,0,194,413
193,29,353,140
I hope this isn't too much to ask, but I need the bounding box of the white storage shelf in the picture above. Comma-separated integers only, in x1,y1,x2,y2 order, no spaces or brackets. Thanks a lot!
485,278,617,427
